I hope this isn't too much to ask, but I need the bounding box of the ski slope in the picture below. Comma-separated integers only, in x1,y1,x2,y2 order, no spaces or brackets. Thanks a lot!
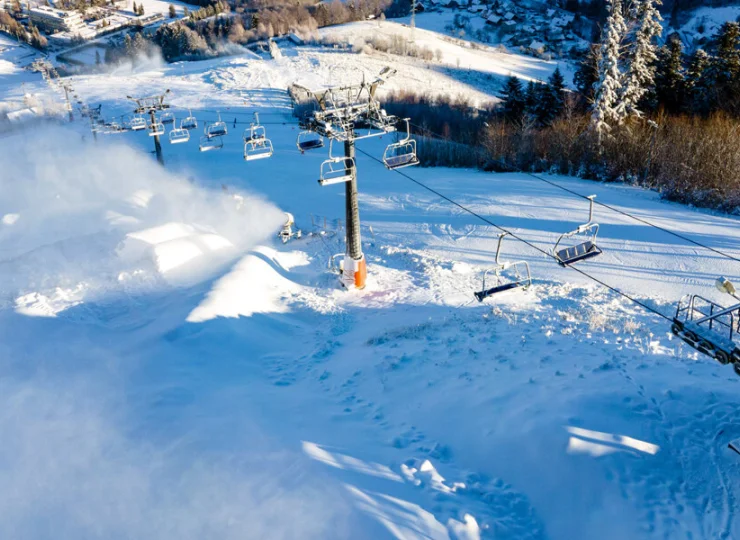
1,25,740,540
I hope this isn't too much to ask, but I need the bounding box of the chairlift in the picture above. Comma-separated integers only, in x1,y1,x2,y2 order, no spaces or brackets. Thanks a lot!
160,111,175,124
130,115,147,131
169,123,190,144
148,120,165,137
318,140,354,186
199,135,223,152
296,131,324,153
205,112,227,138
672,277,740,374
474,233,532,302
382,118,419,170
553,195,603,266
181,110,198,130
243,112,266,142
244,138,273,161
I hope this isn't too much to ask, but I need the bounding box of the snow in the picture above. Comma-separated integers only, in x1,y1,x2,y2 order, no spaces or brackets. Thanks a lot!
1,19,740,540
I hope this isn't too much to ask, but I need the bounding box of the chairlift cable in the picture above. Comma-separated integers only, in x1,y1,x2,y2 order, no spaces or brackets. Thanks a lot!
355,146,671,322
407,121,740,265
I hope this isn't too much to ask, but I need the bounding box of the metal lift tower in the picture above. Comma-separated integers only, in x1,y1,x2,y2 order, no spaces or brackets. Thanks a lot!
294,67,417,290
127,91,171,166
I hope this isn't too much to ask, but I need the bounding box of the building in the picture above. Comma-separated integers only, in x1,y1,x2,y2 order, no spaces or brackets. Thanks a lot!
29,6,85,35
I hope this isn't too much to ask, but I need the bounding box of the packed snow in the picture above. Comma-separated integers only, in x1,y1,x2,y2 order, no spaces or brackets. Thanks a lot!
1,17,739,540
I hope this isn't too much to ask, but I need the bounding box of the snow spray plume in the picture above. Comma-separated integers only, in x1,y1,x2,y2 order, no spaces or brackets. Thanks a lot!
0,126,358,539
0,125,285,314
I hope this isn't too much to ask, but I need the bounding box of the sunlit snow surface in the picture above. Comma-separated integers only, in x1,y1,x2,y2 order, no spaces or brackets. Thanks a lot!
1,19,739,540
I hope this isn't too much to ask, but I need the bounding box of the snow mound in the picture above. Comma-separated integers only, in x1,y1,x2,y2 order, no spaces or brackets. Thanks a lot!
0,127,283,317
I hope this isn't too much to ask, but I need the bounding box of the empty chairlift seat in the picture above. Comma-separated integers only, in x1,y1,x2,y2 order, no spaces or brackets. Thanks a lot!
148,120,164,137
553,195,603,266
199,135,223,152
296,131,324,153
181,110,198,130
474,233,532,302
318,140,354,186
382,118,419,170
130,116,147,131
159,111,175,124
169,125,190,144
205,112,227,138
672,277,740,374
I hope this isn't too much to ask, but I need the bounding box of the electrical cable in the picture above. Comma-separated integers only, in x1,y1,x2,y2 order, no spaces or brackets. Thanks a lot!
355,146,671,322
407,121,740,265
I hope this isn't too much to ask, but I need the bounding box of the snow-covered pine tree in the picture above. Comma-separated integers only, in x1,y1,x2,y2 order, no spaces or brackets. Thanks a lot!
500,75,526,123
590,0,627,142
616,0,662,119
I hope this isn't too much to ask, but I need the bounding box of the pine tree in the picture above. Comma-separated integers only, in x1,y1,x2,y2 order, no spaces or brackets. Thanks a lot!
536,67,566,126
685,48,711,114
168,3,176,18
616,0,662,119
524,80,538,114
124,33,134,56
95,49,101,64
573,43,600,106
717,22,740,77
590,0,627,141
654,35,684,112
500,75,526,123
182,6,188,17
132,1,136,14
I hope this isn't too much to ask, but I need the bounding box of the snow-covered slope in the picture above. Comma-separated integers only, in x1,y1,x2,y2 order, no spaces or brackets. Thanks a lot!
1,23,739,540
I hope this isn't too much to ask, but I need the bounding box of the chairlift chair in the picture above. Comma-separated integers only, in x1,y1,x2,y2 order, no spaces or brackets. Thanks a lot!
318,140,354,186
244,138,273,161
244,112,266,141
474,233,532,302
148,120,165,137
205,112,227,138
199,135,223,152
553,195,603,266
382,118,419,170
243,124,266,143
181,110,198,130
169,123,190,144
160,111,175,124
672,277,740,374
130,115,147,131
296,130,324,153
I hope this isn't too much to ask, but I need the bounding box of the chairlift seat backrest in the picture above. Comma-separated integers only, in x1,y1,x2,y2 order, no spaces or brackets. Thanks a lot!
299,138,324,151
160,112,175,124
206,123,227,138
182,117,197,130
385,152,419,170
169,128,190,144
297,131,324,152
